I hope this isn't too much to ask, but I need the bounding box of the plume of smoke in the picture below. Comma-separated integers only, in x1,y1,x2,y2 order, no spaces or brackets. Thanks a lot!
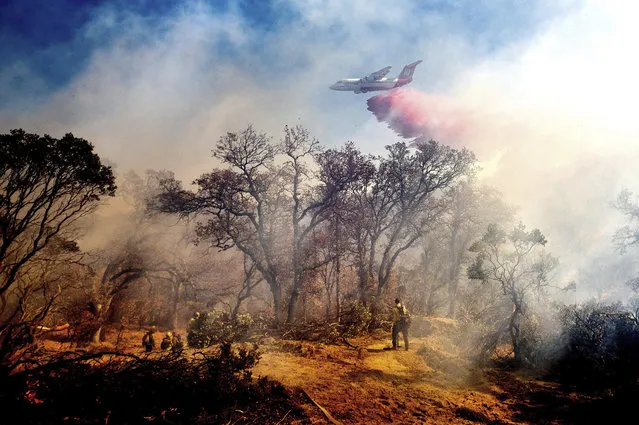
366,88,470,145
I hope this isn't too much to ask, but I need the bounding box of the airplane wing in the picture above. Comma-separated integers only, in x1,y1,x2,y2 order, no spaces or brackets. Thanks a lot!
363,66,392,81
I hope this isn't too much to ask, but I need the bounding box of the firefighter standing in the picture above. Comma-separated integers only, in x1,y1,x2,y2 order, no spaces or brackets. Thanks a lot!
391,298,410,351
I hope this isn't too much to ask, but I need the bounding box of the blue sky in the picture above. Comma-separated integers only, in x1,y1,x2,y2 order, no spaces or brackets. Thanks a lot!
0,0,563,108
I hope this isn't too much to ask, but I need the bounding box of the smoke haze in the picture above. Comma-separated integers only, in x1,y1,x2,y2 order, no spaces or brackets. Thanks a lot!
2,0,639,301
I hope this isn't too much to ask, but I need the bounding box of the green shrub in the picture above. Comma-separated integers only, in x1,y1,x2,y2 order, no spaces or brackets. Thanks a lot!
187,311,254,348
341,302,372,337
279,303,372,344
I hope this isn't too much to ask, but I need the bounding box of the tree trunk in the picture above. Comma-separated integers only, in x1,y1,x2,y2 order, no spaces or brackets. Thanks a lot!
286,232,302,324
447,227,459,318
169,281,181,330
287,287,301,325
447,282,458,318
271,282,282,327
376,256,395,297
335,254,341,321
286,201,303,325
231,295,242,319
509,303,522,364
426,286,437,316
91,326,102,344
358,260,368,303
90,299,111,344
325,287,332,321
302,295,307,323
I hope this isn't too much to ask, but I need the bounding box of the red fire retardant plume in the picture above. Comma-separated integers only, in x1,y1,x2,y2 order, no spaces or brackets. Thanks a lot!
366,88,468,143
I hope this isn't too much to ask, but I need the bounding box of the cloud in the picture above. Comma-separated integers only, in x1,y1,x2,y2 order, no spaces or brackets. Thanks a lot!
2,0,638,298
442,0,639,297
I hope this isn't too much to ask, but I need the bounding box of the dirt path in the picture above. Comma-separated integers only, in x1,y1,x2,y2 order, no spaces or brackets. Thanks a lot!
255,337,518,424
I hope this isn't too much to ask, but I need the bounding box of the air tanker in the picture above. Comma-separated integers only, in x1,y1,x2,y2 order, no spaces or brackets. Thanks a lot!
329,60,422,94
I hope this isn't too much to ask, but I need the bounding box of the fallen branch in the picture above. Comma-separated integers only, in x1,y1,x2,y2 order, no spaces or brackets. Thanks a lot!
340,335,359,350
301,389,341,425
34,323,70,333
275,409,291,425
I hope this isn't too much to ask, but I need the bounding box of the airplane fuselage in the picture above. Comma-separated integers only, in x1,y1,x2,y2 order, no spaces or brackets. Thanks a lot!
330,60,421,94
330,77,410,94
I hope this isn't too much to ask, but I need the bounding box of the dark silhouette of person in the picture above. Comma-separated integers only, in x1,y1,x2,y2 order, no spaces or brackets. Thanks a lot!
142,327,156,352
391,298,409,350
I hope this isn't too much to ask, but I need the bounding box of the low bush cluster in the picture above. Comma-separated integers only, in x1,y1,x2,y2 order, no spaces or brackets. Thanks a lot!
1,343,306,424
281,302,372,344
340,302,373,337
187,311,254,348
551,302,639,396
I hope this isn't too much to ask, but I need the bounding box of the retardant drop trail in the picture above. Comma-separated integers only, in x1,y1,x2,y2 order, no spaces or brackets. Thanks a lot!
367,88,468,143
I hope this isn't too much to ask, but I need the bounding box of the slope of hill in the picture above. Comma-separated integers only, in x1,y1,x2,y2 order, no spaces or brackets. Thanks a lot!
253,317,598,424
33,317,626,424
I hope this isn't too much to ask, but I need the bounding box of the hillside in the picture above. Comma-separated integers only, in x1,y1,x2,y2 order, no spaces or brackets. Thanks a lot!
33,317,622,424
252,317,609,424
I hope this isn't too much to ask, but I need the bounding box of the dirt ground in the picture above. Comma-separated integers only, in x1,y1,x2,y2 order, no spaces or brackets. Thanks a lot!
252,317,618,425
35,320,614,425
253,336,565,425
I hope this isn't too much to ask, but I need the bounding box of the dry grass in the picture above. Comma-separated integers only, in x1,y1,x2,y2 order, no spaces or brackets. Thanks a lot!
255,330,513,424
29,317,615,424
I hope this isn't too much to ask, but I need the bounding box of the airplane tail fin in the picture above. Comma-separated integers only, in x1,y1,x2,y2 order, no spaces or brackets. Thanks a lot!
398,60,423,81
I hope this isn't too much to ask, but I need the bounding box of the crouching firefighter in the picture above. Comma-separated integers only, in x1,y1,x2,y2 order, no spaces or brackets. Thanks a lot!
160,332,173,350
392,298,411,351
142,327,156,352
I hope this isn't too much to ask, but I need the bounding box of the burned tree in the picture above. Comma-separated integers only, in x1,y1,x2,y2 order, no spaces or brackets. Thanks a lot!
284,131,369,324
86,169,214,338
439,183,513,318
0,129,115,365
229,253,263,319
314,218,347,321
415,229,451,315
154,126,287,325
614,189,639,290
348,139,476,302
614,189,639,252
154,126,367,326
399,182,513,317
467,223,558,364
86,247,146,343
